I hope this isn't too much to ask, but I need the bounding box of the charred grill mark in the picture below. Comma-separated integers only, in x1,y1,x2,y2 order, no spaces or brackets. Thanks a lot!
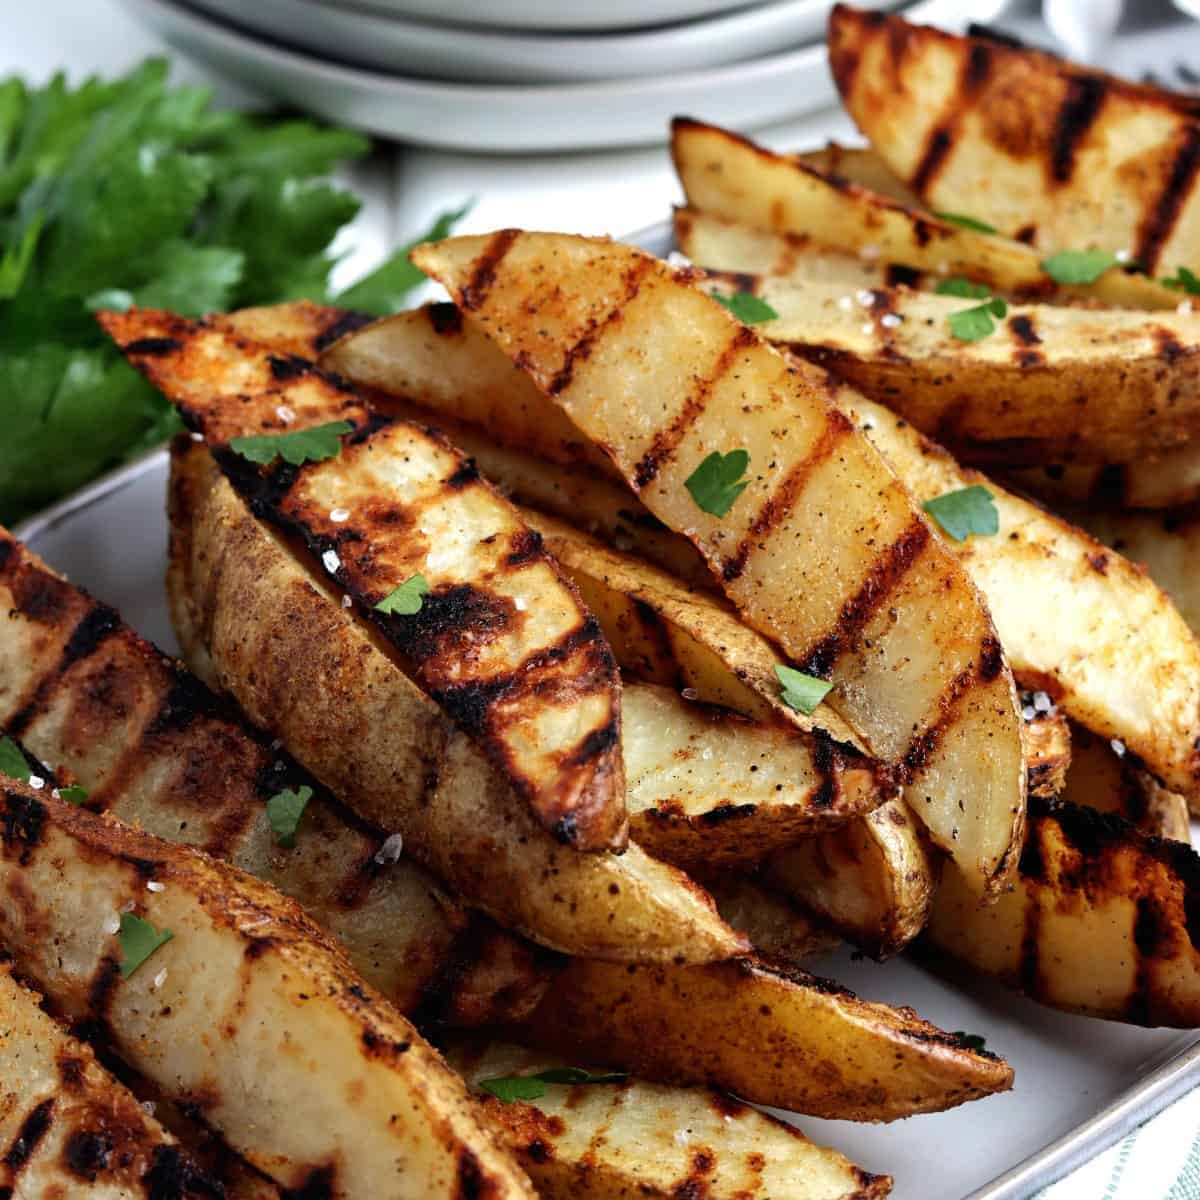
1,789,47,863
142,671,225,738
122,337,182,357
63,1130,110,1179
979,635,1004,682
885,263,922,288
279,1165,335,1200
1049,76,1107,183
548,257,656,396
565,719,618,767
313,309,374,353
722,409,855,584
62,605,122,671
795,518,930,678
504,528,544,568
964,40,993,90
910,127,953,196
445,459,480,490
0,539,13,572
455,1148,485,1200
8,567,71,626
86,958,122,1025
630,597,688,690
56,1054,85,1091
632,325,755,488
810,727,843,810
1009,315,1041,346
343,410,394,448
460,229,520,312
4,1098,54,1173
142,1144,224,1200
410,920,495,1030
427,302,465,337
1135,125,1200,271
1153,327,1186,364
267,353,312,382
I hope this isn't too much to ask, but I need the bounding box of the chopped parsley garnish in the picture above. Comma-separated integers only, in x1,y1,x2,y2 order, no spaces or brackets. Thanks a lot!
0,736,30,783
775,664,834,716
923,486,999,542
479,1067,629,1104
375,574,431,616
684,449,751,518
935,211,997,234
1040,249,1119,285
229,420,353,467
953,1031,988,1053
711,290,778,324
935,277,990,299
118,913,173,979
1162,266,1200,295
947,297,1007,342
57,785,89,806
267,785,313,849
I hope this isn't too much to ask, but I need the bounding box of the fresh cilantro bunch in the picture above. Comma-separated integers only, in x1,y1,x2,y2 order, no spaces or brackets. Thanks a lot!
0,59,463,524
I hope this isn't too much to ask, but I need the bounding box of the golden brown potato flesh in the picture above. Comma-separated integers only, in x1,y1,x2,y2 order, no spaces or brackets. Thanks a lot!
415,231,1025,899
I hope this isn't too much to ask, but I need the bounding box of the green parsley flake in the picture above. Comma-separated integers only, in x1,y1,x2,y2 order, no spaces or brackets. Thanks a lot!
923,486,999,542
57,785,89,806
774,664,834,716
947,297,1007,342
118,913,173,979
479,1067,629,1104
1162,266,1200,295
934,212,997,234
953,1031,988,1053
0,736,30,783
684,450,751,518
375,574,431,616
710,290,778,324
267,785,313,849
934,277,990,299
229,420,353,467
1040,249,1119,285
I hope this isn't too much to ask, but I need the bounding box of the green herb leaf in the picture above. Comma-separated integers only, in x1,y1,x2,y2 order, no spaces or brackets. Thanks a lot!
774,664,834,715
118,912,173,979
56,784,88,806
934,211,997,234
337,201,473,315
935,277,990,299
0,736,30,783
479,1067,629,1104
953,1031,988,1052
1162,266,1200,295
267,785,313,849
1040,249,1119,285
947,297,1007,342
375,574,431,616
710,290,778,324
923,485,999,542
684,449,751,518
229,420,353,467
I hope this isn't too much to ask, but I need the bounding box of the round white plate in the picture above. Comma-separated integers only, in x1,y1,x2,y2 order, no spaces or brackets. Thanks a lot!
120,0,1006,153
187,0,879,85
322,0,764,32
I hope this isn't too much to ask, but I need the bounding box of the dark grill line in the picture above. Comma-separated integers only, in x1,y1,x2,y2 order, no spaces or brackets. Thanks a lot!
1135,124,1200,272
459,229,520,313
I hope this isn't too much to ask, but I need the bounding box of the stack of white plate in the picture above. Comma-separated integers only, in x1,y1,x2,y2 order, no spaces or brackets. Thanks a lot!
119,0,1006,152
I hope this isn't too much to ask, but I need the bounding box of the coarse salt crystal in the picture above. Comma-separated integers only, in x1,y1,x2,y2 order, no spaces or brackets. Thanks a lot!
1179,300,1194,316
1022,706,1037,722
104,914,121,935
1111,739,1126,757
120,900,136,913
681,688,699,701
837,295,854,312
27,775,44,790
674,1129,690,1146
880,312,902,329
146,880,164,893
667,251,692,269
513,597,527,611
374,833,404,865
1033,691,1052,712
141,1101,156,1116
322,549,341,574
330,508,350,523
856,289,876,308
701,747,713,761
276,405,296,424
1115,249,1131,263
153,968,168,990
859,244,880,260
860,323,874,336
342,595,353,609
189,432,204,443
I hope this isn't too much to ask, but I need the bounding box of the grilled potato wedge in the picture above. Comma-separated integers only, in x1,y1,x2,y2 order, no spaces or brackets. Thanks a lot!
704,875,841,964
516,955,1013,1121
712,272,1200,465
415,230,1026,897
101,310,626,853
929,796,1200,1026
671,117,1179,309
0,963,232,1199
763,802,936,959
828,4,1200,275
175,445,744,963
1019,688,1072,799
827,390,1200,800
0,522,549,1026
0,781,534,1199
1064,726,1192,842
1005,449,1200,513
622,683,882,871
448,1040,891,1200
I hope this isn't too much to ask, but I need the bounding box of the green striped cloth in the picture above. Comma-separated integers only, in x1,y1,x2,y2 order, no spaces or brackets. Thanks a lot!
1035,1089,1200,1199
